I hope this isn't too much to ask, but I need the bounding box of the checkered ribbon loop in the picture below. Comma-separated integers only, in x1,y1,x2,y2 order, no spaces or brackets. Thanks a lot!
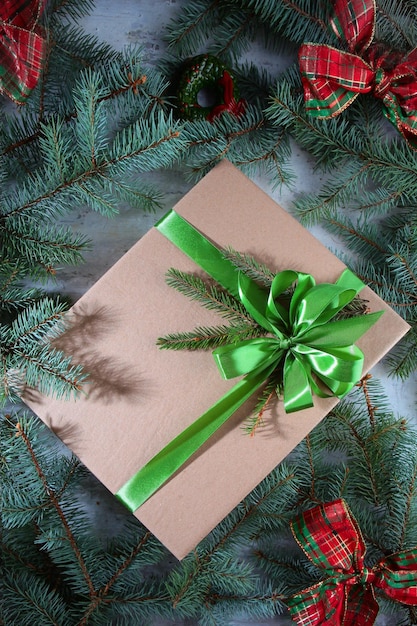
299,0,417,147
286,499,417,625
0,0,47,103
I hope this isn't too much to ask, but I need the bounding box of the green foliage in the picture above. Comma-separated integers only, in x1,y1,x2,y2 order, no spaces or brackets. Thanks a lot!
255,377,417,619
1,414,172,626
160,1,294,187
1,297,86,405
163,0,417,377
158,252,375,435
164,266,255,322
1,65,185,272
3,379,416,624
2,1,417,624
0,6,187,405
222,247,275,287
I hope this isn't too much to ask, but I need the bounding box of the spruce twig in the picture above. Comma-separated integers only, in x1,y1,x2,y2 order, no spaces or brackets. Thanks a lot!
165,267,256,323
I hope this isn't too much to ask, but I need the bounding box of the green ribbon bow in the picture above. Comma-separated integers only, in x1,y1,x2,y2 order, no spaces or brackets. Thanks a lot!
115,210,383,513
214,267,383,413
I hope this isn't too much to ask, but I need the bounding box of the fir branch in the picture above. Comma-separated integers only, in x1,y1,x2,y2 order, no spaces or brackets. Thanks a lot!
165,267,256,323
356,373,378,430
326,216,387,260
47,0,96,23
3,570,71,626
352,261,415,312
158,323,265,351
243,377,280,437
1,106,184,270
293,162,371,226
222,247,275,287
244,0,331,43
14,422,96,597
77,532,153,626
375,0,417,48
1,59,149,161
397,461,417,549
1,297,87,404
201,587,287,624
232,127,294,189
0,263,40,311
326,405,382,507
7,344,86,401
187,110,264,174
165,0,222,56
209,9,258,60
182,106,292,186
3,298,68,348
0,222,89,270
385,327,417,380
167,466,297,610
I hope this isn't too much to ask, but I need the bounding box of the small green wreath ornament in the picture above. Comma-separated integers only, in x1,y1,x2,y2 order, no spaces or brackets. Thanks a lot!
176,54,245,121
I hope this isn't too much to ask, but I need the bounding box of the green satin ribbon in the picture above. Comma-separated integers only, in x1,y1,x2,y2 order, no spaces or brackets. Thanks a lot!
116,210,383,512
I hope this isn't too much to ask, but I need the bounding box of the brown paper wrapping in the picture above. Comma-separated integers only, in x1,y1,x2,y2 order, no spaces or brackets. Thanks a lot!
24,161,410,559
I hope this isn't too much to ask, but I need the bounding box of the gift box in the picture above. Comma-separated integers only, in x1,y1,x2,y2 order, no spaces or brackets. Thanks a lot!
24,160,410,560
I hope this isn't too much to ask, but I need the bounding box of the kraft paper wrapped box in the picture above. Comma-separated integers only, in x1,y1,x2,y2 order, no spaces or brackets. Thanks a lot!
24,160,410,560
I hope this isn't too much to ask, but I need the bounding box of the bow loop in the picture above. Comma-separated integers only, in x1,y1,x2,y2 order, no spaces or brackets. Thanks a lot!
291,499,365,573
331,0,376,53
292,282,358,336
213,337,284,380
287,499,417,625
300,314,382,349
269,269,309,330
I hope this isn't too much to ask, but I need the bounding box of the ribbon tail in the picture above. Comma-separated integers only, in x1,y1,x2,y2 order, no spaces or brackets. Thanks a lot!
115,365,273,512
287,579,350,626
382,95,417,149
376,550,417,604
344,585,379,625
283,353,314,413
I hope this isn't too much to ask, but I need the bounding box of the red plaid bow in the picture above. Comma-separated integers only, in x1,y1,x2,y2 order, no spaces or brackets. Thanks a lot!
286,499,417,625
299,0,417,146
0,0,47,103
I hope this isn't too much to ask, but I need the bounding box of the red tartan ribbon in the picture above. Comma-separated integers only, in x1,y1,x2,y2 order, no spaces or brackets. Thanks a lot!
299,0,417,146
0,0,47,103
286,499,417,625
207,70,246,122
